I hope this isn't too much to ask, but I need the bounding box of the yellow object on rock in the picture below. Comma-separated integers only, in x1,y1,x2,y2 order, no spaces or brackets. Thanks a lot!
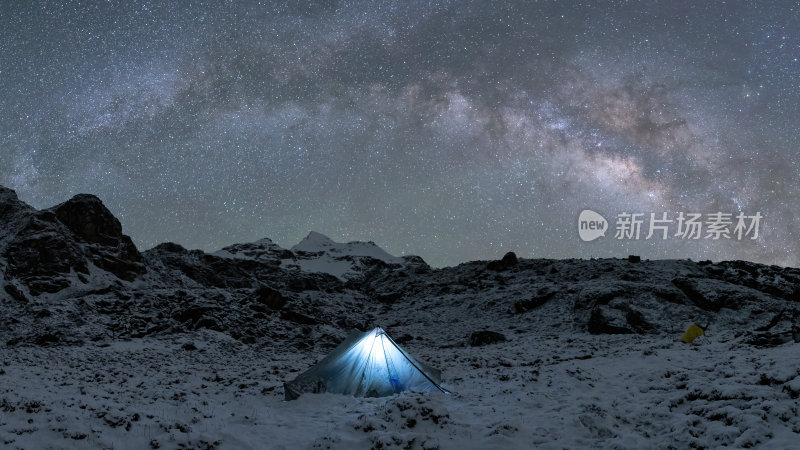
680,323,705,343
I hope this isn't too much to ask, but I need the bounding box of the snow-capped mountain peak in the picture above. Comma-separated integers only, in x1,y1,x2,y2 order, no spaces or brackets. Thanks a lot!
292,231,403,264
291,231,338,253
292,231,402,263
284,231,408,280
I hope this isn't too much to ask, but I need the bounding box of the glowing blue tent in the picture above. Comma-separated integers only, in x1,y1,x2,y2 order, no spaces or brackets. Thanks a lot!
284,327,448,400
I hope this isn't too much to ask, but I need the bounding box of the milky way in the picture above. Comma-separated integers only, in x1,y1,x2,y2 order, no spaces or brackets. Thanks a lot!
1,1,798,267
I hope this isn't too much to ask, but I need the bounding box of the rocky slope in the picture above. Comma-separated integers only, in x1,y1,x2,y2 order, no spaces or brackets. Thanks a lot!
1,185,799,349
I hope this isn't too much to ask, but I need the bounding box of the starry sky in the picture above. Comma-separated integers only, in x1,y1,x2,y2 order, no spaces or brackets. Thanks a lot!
1,0,798,267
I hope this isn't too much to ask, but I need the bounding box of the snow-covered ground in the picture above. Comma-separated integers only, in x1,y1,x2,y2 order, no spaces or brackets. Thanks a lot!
2,329,798,449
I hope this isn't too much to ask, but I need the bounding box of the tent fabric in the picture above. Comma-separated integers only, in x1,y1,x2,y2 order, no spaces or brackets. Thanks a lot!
284,327,447,400
680,323,705,343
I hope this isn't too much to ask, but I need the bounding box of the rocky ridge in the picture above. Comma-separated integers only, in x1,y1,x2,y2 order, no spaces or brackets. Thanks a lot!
1,186,798,350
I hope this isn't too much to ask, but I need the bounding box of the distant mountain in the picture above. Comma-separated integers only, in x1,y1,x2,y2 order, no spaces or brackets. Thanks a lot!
212,230,424,281
284,231,417,281
291,231,400,262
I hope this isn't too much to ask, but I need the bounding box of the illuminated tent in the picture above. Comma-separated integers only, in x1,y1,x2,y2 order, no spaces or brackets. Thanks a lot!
284,327,448,400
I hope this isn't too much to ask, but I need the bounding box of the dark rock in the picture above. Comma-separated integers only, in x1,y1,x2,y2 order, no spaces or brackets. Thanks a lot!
392,334,415,344
24,277,75,297
94,299,118,314
619,270,644,281
486,261,503,271
0,186,34,223
3,284,27,303
173,305,217,323
625,309,653,333
402,255,431,274
2,192,146,294
672,278,738,312
195,317,222,331
52,194,145,280
703,265,726,277
784,383,800,399
574,286,626,310
255,285,288,309
33,332,61,346
755,310,785,332
726,260,760,277
672,277,713,309
514,287,557,313
53,194,123,244
501,252,518,266
280,310,318,325
487,252,519,271
287,276,320,292
145,245,252,289
5,212,90,294
653,286,689,305
249,303,269,313
335,318,369,331
745,332,792,348
628,255,641,263
376,292,403,304
469,330,507,346
588,308,632,334
88,285,114,296
153,242,187,253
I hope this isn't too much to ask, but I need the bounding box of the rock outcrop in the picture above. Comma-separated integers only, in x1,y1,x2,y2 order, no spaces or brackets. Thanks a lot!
0,189,145,297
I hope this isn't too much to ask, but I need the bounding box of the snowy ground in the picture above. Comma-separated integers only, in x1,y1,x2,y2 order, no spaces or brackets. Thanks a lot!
2,329,798,449
3,188,799,448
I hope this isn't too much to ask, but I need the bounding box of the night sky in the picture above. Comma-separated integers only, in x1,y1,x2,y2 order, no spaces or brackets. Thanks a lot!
1,1,798,267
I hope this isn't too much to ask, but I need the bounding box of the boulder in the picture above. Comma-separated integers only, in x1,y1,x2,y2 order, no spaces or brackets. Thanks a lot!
587,308,632,334
515,286,557,313
487,252,518,271
3,284,28,303
469,330,507,346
